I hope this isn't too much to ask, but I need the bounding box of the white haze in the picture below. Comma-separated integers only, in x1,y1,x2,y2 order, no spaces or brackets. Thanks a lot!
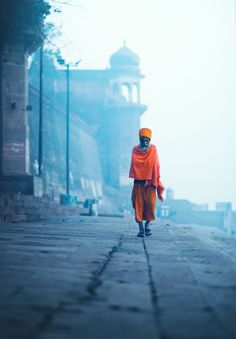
50,0,236,209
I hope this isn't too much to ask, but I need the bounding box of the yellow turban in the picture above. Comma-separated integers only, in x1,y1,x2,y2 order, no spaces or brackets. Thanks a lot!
139,128,152,139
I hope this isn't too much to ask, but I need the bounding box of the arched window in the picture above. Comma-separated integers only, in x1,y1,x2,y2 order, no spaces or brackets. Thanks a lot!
133,83,140,103
121,83,131,102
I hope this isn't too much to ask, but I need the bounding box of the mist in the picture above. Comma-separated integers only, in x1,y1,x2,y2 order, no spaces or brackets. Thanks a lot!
49,0,236,209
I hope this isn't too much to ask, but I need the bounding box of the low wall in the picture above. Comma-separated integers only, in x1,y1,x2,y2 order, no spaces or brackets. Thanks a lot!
0,193,88,223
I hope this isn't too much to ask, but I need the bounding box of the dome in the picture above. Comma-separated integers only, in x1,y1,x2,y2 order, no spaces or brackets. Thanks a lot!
109,44,140,68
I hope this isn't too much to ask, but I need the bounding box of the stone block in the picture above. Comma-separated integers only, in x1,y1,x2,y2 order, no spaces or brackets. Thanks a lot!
2,46,26,65
60,194,77,206
0,175,43,196
3,63,25,83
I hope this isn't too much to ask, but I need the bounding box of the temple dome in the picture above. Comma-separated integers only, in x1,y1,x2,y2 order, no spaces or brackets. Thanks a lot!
109,44,140,68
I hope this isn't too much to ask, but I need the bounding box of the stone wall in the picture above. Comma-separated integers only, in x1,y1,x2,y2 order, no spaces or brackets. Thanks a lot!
0,45,29,175
28,85,103,201
0,193,88,223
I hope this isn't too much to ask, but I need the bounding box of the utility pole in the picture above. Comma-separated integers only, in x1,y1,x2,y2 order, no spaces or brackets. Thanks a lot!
38,45,43,176
57,58,81,204
66,64,70,195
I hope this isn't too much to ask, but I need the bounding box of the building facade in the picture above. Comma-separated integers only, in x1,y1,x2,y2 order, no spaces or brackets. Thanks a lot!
55,44,147,188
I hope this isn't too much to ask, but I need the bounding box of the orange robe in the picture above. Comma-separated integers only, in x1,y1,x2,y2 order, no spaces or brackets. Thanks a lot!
129,144,164,222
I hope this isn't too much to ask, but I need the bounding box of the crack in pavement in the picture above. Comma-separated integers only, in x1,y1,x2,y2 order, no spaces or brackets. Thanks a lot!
86,234,123,296
142,238,167,339
26,234,123,339
25,301,66,339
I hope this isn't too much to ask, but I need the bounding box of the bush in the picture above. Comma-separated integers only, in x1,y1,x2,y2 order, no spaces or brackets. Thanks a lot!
0,0,51,53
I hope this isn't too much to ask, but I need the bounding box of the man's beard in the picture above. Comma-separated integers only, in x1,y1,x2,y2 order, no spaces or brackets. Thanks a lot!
140,145,149,152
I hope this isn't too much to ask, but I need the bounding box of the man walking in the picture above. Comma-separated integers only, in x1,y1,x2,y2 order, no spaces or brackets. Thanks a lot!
129,128,164,237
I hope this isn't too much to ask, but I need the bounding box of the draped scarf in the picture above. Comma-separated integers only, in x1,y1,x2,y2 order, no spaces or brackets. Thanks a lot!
129,144,165,200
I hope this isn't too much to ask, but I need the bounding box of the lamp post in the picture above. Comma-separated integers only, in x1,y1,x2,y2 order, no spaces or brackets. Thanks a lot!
66,63,70,195
38,45,43,176
57,58,81,204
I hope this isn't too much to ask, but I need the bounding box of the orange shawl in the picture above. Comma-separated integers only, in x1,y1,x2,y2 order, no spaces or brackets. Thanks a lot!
129,144,165,200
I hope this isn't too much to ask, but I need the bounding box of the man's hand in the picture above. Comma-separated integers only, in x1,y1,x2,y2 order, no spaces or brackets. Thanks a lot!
157,183,164,202
157,192,164,202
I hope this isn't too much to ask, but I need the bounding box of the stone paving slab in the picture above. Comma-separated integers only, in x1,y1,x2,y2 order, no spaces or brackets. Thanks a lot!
0,216,236,339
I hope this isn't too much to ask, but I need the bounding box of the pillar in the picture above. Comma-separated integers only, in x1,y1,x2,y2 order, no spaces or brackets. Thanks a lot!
0,44,42,195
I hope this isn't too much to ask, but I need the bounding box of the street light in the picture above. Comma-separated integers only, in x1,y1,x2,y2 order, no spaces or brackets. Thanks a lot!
38,45,43,176
57,58,81,205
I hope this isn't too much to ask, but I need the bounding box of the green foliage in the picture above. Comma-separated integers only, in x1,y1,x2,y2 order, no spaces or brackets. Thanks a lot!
0,0,52,53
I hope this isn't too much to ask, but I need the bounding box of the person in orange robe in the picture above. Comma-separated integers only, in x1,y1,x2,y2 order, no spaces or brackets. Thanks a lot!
129,128,164,237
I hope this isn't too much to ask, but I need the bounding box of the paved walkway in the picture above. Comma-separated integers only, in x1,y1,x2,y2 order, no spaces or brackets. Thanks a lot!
0,216,236,339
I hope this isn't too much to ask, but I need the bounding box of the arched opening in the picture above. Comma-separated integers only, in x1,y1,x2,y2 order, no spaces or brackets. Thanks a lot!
121,83,131,102
133,83,140,103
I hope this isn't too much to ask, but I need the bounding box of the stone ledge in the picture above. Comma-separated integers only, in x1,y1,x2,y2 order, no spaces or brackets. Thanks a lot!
0,175,43,196
0,193,89,223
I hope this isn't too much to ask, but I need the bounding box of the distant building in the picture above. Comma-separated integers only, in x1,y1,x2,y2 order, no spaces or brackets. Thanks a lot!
29,44,147,201
165,188,174,200
159,194,235,231
192,203,208,211
216,202,232,212
55,43,147,188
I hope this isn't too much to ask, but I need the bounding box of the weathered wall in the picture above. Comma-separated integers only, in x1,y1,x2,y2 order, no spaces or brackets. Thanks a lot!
0,45,29,175
55,69,146,188
29,49,146,195
28,85,103,201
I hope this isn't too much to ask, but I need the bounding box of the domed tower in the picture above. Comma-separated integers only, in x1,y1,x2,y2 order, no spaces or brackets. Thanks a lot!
100,43,147,188
60,43,147,190
108,42,142,103
109,43,140,71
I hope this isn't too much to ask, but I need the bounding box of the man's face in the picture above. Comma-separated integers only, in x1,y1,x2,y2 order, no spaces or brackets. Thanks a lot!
139,136,150,151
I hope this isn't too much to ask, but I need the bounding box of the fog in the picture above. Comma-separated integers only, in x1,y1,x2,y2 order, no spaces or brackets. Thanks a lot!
49,0,236,209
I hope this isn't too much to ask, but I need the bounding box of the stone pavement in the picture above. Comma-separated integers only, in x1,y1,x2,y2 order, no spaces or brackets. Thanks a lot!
0,216,236,339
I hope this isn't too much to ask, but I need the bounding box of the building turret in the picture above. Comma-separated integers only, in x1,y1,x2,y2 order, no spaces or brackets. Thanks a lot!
101,44,147,187
109,43,140,71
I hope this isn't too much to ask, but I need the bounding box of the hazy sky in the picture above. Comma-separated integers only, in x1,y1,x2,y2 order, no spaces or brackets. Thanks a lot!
50,0,236,209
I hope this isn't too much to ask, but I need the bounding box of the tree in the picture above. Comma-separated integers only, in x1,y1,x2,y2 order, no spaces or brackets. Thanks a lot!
0,0,51,53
